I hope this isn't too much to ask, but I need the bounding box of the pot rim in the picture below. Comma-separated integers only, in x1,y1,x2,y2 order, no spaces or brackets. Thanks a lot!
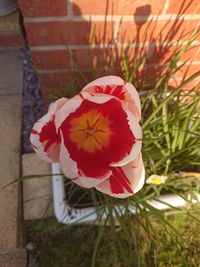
51,163,200,224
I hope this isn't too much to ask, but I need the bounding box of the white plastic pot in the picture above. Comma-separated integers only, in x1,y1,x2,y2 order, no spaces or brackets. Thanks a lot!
52,163,200,224
0,0,18,17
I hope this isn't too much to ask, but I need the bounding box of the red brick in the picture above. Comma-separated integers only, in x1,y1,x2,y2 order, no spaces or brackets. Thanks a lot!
149,44,200,64
19,0,67,17
70,47,123,68
31,47,119,70
119,19,200,43
73,0,166,15
144,63,200,89
0,32,23,47
135,64,166,83
168,77,200,89
39,71,75,99
31,50,70,69
25,21,115,46
175,63,200,79
167,0,200,14
37,56,199,96
32,46,145,70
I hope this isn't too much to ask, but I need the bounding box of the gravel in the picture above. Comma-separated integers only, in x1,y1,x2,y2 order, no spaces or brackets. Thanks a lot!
21,43,47,154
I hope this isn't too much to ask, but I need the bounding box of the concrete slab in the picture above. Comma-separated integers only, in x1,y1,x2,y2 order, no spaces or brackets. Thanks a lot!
0,94,22,250
22,154,53,220
0,49,23,95
0,249,27,267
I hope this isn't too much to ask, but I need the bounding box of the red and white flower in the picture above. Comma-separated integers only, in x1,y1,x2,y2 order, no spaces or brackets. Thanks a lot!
30,97,68,162
30,76,145,198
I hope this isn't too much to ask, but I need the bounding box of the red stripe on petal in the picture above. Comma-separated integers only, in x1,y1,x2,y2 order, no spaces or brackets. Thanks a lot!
110,167,133,194
31,129,38,135
79,93,84,99
40,119,61,152
95,85,126,100
109,175,124,194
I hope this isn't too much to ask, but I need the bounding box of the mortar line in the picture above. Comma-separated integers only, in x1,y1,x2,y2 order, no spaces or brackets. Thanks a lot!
37,61,200,74
30,41,200,51
24,14,200,23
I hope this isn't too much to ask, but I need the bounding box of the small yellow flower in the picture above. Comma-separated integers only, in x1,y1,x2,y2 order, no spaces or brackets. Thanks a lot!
146,174,167,185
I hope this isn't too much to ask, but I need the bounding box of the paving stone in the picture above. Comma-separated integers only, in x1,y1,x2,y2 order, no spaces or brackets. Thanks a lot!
22,153,53,220
0,94,22,250
0,249,27,267
0,49,23,95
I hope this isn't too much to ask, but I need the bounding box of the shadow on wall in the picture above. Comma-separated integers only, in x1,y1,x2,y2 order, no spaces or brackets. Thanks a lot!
131,0,199,89
92,0,198,87
64,0,199,94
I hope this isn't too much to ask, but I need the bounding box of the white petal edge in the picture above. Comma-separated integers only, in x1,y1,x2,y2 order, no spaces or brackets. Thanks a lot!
121,153,145,194
95,178,133,198
30,98,68,163
71,170,112,188
30,113,54,162
31,97,68,136
133,165,145,193
82,76,124,91
96,154,145,198
49,97,68,113
55,95,83,130
124,82,141,121
59,132,79,179
32,112,52,134
30,133,53,162
80,92,114,104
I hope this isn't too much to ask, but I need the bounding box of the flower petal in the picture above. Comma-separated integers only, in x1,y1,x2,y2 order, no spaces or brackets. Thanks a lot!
59,96,138,178
59,132,79,179
82,76,124,91
83,77,141,121
49,97,68,113
30,131,53,162
60,132,112,188
55,95,83,130
80,91,113,104
95,153,145,198
121,153,145,194
124,82,141,121
71,170,112,188
110,107,142,167
95,166,134,199
30,98,68,162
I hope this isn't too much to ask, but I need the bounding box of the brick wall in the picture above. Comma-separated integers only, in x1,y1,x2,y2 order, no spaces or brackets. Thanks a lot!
19,0,200,100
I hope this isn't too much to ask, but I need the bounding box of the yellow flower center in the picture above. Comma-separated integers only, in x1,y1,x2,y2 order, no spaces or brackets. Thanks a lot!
150,176,164,185
68,109,111,153
147,175,167,185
